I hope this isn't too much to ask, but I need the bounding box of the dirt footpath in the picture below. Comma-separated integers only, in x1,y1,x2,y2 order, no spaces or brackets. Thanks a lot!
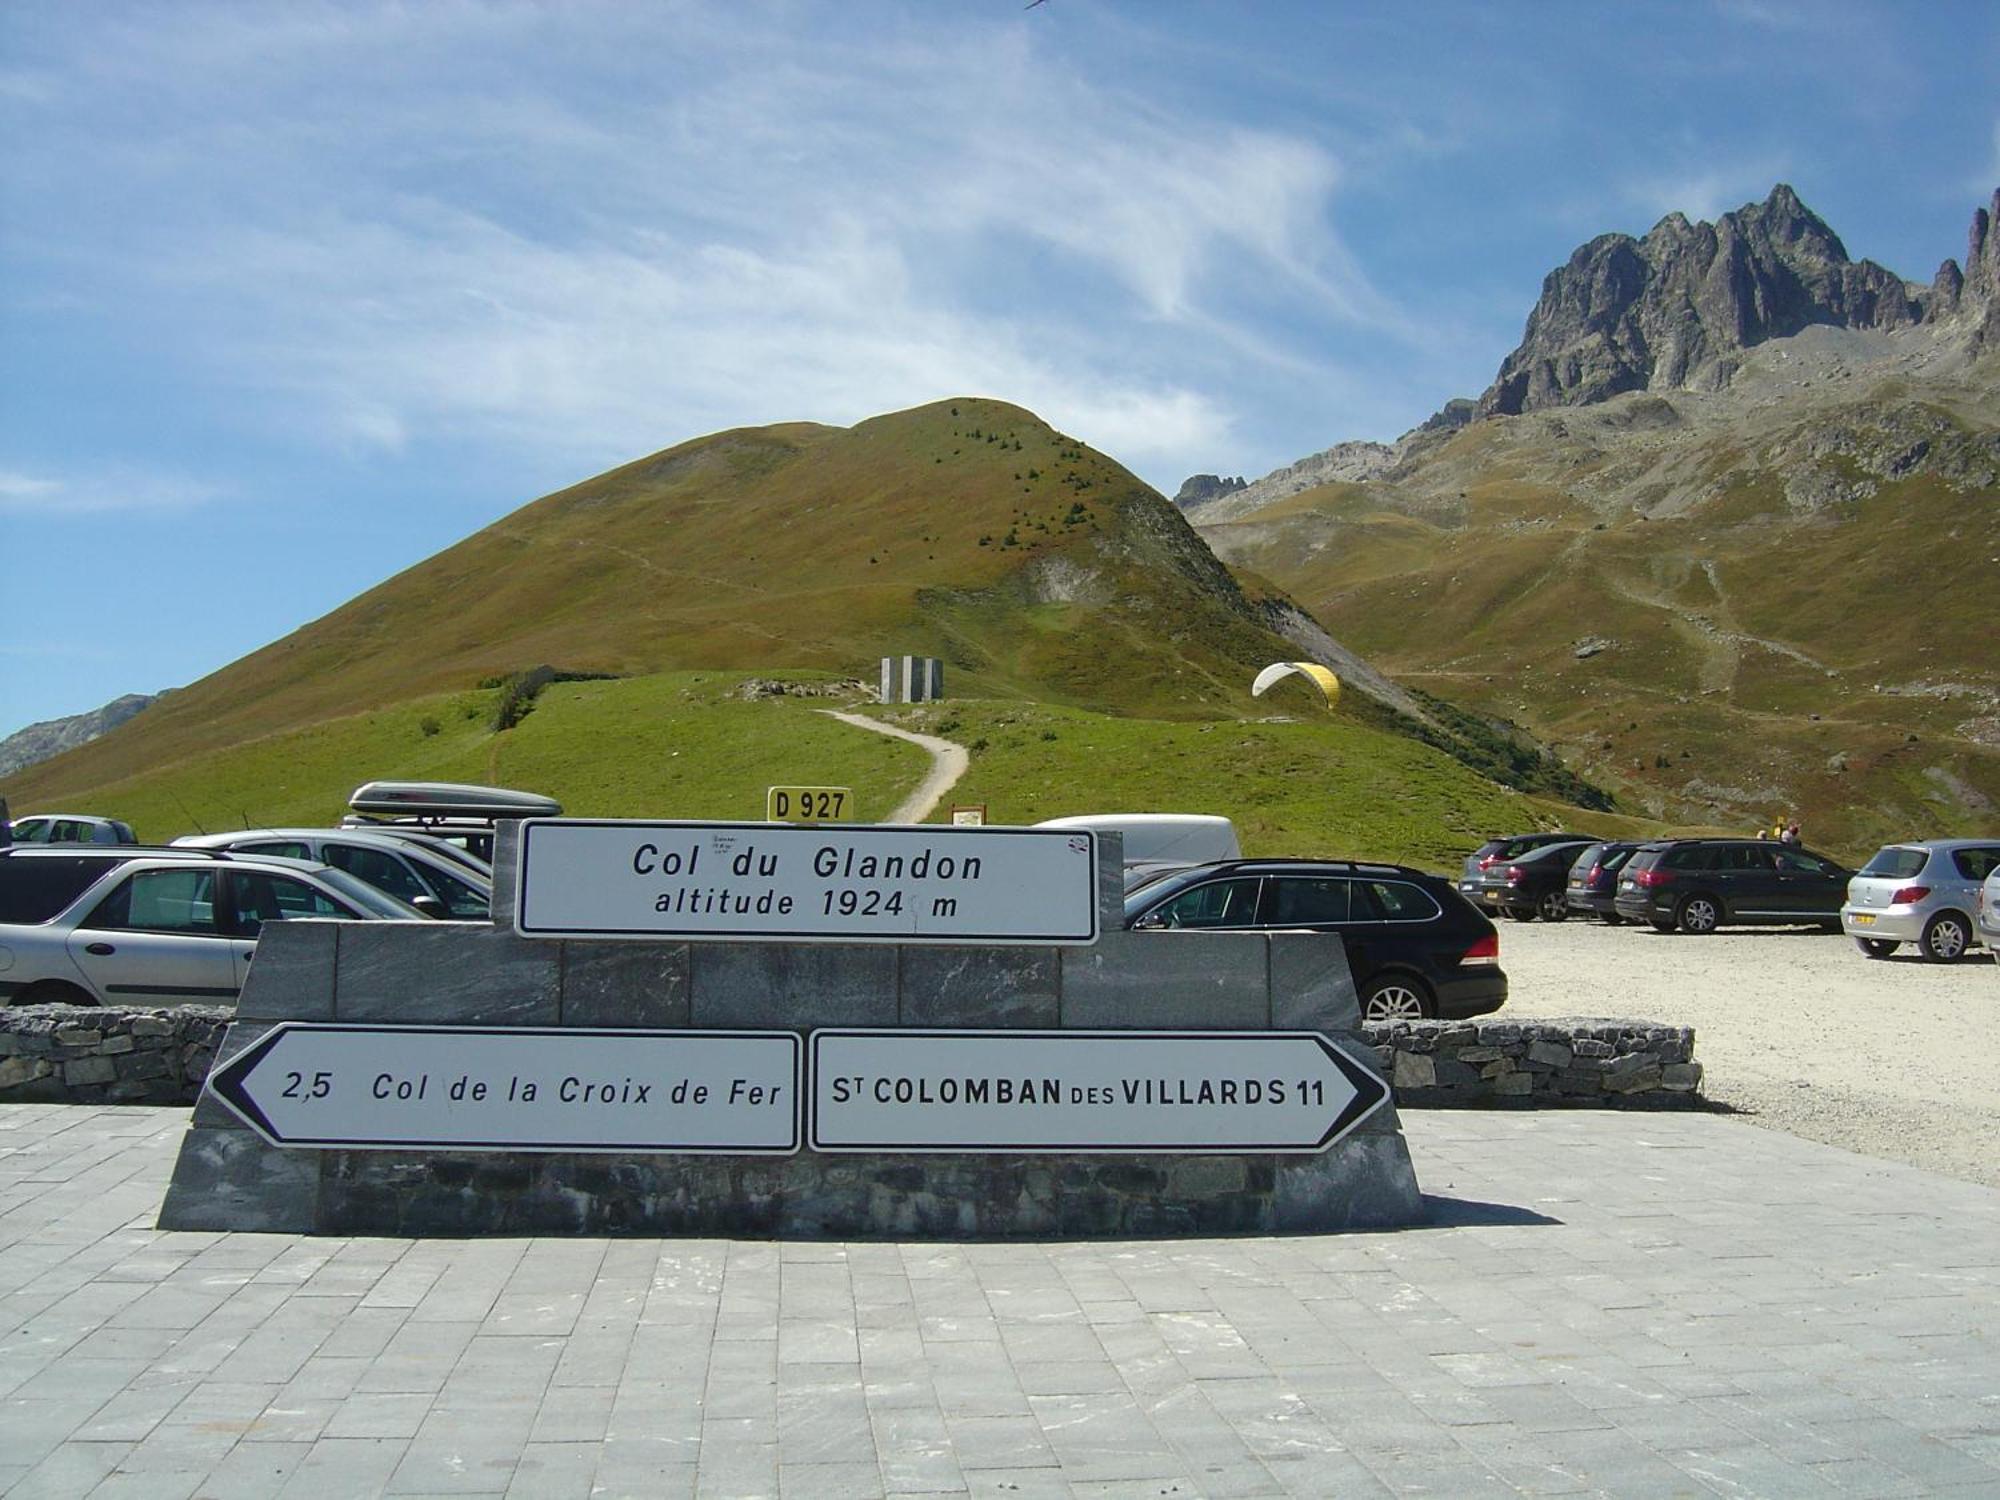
1495,917,2000,1188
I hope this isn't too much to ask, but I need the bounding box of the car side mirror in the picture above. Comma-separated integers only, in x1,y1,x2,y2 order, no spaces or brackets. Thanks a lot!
1132,912,1167,930
410,895,447,919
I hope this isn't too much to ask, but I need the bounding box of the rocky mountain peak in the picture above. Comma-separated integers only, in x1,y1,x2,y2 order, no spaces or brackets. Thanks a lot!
1477,184,1933,418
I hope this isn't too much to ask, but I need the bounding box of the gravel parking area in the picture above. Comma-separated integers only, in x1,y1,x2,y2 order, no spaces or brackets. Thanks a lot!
1496,917,2000,1189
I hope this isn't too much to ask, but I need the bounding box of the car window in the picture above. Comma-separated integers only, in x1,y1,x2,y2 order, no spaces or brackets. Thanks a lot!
53,820,88,844
1361,880,1440,922
1573,843,1606,868
1600,846,1637,873
226,870,350,936
1861,847,1927,878
10,818,51,843
1144,878,1262,929
418,863,490,919
1951,847,2000,881
88,868,220,935
1263,877,1352,925
240,840,314,860
324,843,431,903
1664,845,1713,871
1774,849,1836,877
1721,845,1774,872
0,857,125,923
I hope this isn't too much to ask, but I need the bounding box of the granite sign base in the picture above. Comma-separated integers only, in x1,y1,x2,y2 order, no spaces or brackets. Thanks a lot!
158,841,1423,1238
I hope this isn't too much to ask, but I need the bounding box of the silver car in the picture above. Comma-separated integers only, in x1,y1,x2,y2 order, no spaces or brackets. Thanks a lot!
1980,866,2000,968
6,813,137,845
1843,838,2000,962
0,846,419,1007
173,828,490,920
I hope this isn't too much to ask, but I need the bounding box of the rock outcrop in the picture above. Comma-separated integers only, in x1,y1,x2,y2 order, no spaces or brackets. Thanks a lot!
1172,473,1247,508
1175,440,1395,522
0,693,159,780
1477,185,1930,417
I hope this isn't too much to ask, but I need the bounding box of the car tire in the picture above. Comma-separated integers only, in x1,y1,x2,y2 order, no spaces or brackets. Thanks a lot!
1675,895,1721,935
1920,912,1971,964
1361,975,1435,1023
13,980,96,1007
1854,937,1897,959
1536,891,1568,922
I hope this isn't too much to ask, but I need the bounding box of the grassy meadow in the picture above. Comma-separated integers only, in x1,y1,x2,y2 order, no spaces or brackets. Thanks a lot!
14,669,1661,872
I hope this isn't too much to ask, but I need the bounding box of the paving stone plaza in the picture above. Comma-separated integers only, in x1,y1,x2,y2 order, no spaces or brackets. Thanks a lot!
2,1104,1996,1498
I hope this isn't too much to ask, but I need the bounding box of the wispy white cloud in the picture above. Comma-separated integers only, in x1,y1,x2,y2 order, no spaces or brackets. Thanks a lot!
0,467,222,515
2,3,1391,484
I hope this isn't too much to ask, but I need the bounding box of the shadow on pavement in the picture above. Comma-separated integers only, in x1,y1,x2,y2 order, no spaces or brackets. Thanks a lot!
1418,1194,1563,1228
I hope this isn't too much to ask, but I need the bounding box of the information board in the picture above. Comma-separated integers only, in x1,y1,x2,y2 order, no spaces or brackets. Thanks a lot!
514,820,1099,944
206,1024,801,1153
809,1029,1388,1153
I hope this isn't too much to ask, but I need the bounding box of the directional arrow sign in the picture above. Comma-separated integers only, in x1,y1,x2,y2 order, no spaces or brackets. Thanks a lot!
207,1024,801,1153
809,1030,1388,1154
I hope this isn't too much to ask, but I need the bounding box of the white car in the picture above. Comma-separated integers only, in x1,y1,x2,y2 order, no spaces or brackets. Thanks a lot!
6,813,137,845
0,846,419,1007
173,828,490,920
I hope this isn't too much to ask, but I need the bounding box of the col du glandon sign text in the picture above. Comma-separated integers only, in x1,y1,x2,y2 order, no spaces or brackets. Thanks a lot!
514,821,1099,944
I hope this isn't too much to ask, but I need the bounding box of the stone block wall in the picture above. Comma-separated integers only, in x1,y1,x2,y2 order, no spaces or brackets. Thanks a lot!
1363,1018,1702,1107
156,831,1430,1238
0,1005,229,1104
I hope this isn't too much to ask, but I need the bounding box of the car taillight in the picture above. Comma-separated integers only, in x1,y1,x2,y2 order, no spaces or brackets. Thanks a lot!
1477,854,1498,870
1890,886,1930,905
1462,933,1500,966
1586,864,1603,881
1505,864,1526,884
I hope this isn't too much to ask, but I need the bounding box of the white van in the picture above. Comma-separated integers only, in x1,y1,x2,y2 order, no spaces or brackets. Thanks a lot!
1033,814,1241,888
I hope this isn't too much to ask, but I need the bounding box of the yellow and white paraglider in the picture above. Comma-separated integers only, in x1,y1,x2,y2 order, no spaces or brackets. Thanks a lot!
1250,661,1340,708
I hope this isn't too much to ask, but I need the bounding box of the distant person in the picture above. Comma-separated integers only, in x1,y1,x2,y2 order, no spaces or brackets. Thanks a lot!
1756,828,1768,839
1781,822,1801,846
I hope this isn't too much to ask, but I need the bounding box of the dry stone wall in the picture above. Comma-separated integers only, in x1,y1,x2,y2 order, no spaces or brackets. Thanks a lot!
0,1005,228,1104
3,1007,1701,1111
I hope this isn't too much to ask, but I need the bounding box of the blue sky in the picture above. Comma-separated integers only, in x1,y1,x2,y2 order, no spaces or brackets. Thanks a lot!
3,0,1997,740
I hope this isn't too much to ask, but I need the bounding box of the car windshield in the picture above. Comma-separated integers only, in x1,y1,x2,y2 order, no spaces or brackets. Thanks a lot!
1859,847,1928,879
314,867,425,919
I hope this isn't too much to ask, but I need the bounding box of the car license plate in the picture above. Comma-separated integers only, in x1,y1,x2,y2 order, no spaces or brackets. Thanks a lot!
1852,913,1875,926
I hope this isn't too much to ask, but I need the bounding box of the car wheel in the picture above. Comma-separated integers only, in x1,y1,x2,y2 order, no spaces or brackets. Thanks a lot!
1854,937,1897,959
1676,895,1720,935
1505,905,1536,922
1536,891,1568,922
1361,975,1435,1023
13,980,96,1007
1920,912,1971,963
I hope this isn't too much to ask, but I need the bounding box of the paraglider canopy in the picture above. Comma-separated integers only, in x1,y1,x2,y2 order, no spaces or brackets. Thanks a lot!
1251,661,1340,706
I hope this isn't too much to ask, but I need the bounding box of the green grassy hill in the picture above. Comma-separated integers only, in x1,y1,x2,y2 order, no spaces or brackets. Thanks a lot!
13,670,1645,869
3,397,1639,868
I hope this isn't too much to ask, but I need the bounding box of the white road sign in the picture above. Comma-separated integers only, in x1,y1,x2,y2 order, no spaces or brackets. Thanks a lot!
809,1029,1388,1153
514,820,1099,944
206,1024,801,1153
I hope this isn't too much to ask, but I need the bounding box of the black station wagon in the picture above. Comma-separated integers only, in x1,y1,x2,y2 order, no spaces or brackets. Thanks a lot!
1613,838,1849,934
1124,859,1506,1023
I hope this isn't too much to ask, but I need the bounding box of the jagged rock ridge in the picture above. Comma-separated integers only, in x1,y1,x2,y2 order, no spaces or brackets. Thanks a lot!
0,694,160,779
1478,185,2000,417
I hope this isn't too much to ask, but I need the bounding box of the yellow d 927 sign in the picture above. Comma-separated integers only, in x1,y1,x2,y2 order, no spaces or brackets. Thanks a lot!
766,786,852,823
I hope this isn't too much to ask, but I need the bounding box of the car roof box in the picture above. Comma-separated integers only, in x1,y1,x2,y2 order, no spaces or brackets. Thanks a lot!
347,781,563,821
